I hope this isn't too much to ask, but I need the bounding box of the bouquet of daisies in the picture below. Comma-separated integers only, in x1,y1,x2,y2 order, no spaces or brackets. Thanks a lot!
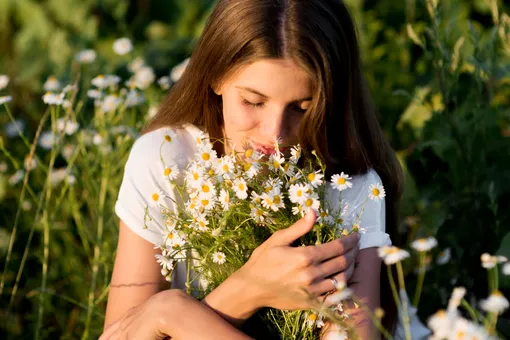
144,130,385,339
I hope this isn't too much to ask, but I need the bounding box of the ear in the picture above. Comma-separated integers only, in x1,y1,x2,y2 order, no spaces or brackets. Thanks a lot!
211,82,222,95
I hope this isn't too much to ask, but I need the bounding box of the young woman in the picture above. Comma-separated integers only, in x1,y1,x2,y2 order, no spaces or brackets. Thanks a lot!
103,0,404,338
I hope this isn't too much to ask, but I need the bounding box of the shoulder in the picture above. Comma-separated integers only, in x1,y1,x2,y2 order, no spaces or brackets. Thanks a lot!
126,124,202,169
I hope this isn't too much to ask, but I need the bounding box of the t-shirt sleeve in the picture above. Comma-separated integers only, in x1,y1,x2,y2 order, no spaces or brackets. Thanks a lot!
115,128,191,246
341,169,392,250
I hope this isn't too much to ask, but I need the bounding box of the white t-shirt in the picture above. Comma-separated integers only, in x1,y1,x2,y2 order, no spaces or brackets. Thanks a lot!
115,124,392,251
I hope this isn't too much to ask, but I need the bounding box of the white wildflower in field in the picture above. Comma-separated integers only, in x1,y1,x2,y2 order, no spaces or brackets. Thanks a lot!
134,66,155,90
186,164,205,189
8,169,24,185
269,152,285,172
378,246,410,265
170,58,190,82
302,194,320,214
368,182,386,201
411,237,438,252
87,89,102,99
151,189,165,208
250,206,268,224
317,209,334,225
113,37,133,55
92,134,104,145
198,179,216,199
158,76,170,90
5,119,25,138
43,76,61,91
155,254,174,272
480,290,509,314
0,74,9,89
91,74,120,89
503,262,510,275
163,129,177,143
101,94,121,112
0,95,12,105
261,188,284,212
128,57,145,73
447,287,466,311
233,178,248,199
243,160,260,179
56,118,79,135
124,89,145,107
163,164,179,181
196,143,217,167
437,248,451,265
331,172,352,192
481,253,507,269
42,92,64,105
216,156,235,177
75,49,97,63
49,168,69,186
290,144,301,163
194,214,210,232
212,252,226,264
24,155,38,171
427,310,450,339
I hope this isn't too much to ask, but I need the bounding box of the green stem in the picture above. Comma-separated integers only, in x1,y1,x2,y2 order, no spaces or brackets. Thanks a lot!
387,265,400,309
412,251,426,307
396,263,412,340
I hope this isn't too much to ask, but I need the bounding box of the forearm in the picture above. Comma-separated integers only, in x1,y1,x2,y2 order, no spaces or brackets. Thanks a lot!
165,290,253,340
202,270,262,327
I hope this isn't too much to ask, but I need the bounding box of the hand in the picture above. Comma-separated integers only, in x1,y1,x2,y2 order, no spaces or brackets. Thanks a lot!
99,290,175,340
238,210,360,310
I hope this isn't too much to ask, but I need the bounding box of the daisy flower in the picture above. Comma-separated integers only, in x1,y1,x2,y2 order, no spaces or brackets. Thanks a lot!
306,312,325,329
43,76,61,91
411,237,438,252
163,129,177,143
317,209,334,225
155,254,174,271
0,96,12,105
302,194,320,214
292,204,303,216
196,143,218,167
250,206,268,224
216,156,235,177
195,215,210,232
427,310,451,339
447,287,466,311
377,246,410,265
164,230,183,248
150,189,165,208
331,172,353,192
197,193,216,211
233,178,248,199
260,188,284,212
113,37,133,55
219,189,230,211
368,183,386,201
480,290,509,314
290,144,302,163
42,92,64,105
163,164,179,181
194,130,208,146
481,253,507,269
287,172,303,186
306,170,324,188
243,160,260,179
198,179,216,199
212,251,226,265
158,76,170,90
56,118,79,136
263,177,283,192
288,183,309,205
186,163,205,189
101,94,121,112
134,66,156,90
269,152,285,172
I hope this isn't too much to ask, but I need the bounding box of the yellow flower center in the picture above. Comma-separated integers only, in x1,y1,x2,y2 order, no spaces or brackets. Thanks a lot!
265,197,273,205
164,168,172,176
201,199,209,207
337,218,343,224
202,153,210,161
222,164,229,172
193,173,199,180
208,169,214,176
307,173,316,181
284,163,290,172
265,186,272,193
456,331,465,339
273,196,281,204
320,211,328,217
372,188,380,196
308,313,317,321
167,233,174,239
152,193,159,201
305,198,313,207
199,221,206,227
238,183,245,191
256,209,264,217
337,177,346,185
273,161,280,168
202,184,210,193
245,149,254,158
244,162,252,171
296,190,303,197
164,135,172,142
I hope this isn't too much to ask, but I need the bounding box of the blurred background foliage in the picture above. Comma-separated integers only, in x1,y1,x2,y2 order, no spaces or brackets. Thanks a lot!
0,0,509,338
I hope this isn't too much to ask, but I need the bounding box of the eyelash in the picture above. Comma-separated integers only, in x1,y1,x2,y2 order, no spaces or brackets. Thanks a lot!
242,99,307,113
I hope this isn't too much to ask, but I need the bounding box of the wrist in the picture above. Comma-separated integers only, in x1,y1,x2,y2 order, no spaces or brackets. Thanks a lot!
203,270,262,327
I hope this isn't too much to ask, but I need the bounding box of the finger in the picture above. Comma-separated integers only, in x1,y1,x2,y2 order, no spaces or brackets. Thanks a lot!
310,232,360,262
316,246,358,278
269,210,316,245
310,262,355,296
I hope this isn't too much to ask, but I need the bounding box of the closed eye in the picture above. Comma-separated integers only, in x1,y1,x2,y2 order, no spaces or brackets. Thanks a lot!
242,99,265,109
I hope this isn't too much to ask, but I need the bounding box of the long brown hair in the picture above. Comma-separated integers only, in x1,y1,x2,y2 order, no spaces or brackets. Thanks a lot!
144,0,404,332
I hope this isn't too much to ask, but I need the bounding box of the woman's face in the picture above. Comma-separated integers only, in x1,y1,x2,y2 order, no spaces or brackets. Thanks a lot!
214,58,313,156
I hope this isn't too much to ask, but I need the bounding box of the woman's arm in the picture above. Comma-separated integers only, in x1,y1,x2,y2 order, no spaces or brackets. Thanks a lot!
321,248,382,340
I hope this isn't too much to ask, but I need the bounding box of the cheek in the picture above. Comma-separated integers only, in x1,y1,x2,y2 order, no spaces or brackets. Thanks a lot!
222,96,258,132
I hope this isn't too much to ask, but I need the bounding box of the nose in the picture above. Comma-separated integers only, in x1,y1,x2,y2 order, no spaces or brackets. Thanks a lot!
259,108,287,142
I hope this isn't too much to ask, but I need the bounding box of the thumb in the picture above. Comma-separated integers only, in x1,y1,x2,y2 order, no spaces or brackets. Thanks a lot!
271,210,316,245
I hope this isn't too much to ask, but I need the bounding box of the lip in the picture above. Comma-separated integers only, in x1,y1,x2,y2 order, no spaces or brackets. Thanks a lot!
250,140,277,155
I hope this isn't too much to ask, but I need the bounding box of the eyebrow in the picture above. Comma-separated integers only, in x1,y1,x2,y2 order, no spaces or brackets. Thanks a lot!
235,86,312,102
